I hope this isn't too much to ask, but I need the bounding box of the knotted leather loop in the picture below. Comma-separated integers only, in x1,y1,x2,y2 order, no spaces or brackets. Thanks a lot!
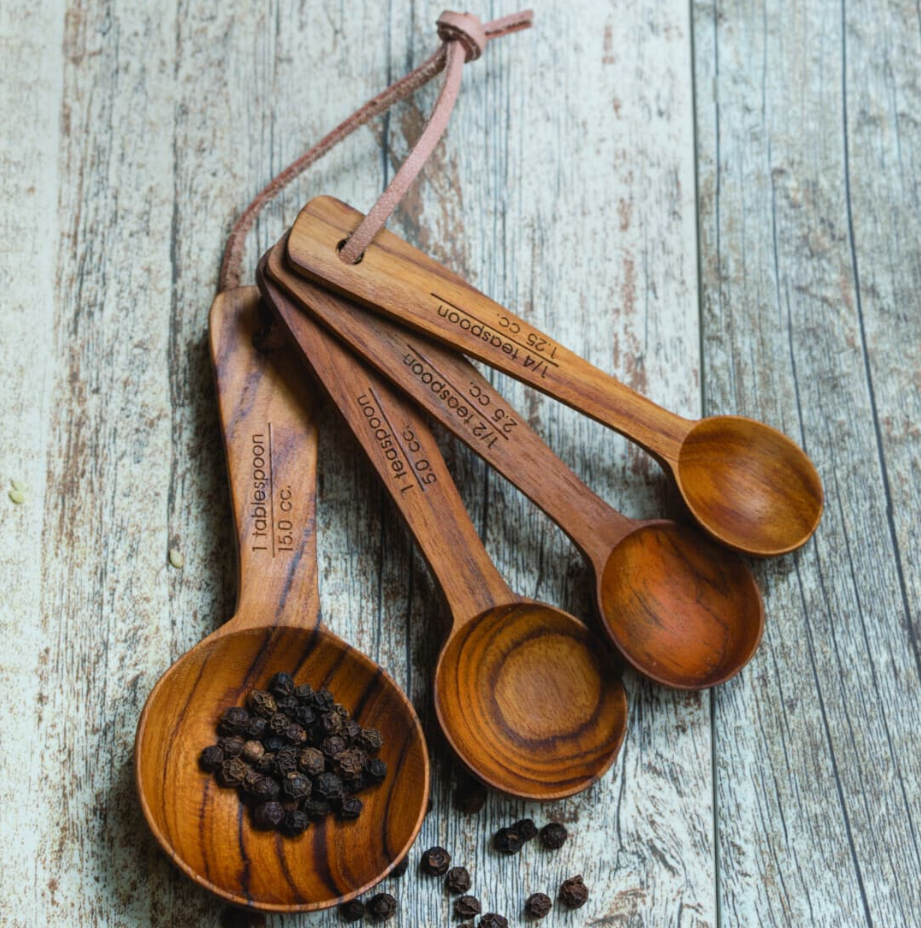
436,11,487,62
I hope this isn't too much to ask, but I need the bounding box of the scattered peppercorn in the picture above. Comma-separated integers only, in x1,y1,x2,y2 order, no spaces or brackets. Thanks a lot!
524,892,552,919
445,866,472,894
453,776,488,814
479,914,508,928
391,856,410,878
455,894,481,919
339,898,365,922
420,845,451,875
558,875,588,909
199,671,387,836
367,892,397,921
493,826,524,855
513,818,538,842
539,822,568,850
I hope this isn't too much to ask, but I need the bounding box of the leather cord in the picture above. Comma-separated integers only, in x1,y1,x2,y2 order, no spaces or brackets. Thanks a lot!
220,9,532,291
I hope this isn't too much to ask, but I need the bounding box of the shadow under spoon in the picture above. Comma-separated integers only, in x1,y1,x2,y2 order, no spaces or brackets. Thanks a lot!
263,243,764,689
284,196,824,558
258,269,628,801
134,287,429,913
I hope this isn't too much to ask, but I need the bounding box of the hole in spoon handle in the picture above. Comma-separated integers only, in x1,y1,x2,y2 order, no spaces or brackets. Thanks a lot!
208,287,321,629
286,196,690,464
260,277,513,625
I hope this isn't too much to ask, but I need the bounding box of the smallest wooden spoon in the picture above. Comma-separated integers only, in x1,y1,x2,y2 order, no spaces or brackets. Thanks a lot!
264,245,764,689
134,287,428,912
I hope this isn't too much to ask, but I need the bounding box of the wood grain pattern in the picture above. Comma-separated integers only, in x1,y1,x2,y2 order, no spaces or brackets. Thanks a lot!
135,287,429,912
259,269,629,800
264,240,764,690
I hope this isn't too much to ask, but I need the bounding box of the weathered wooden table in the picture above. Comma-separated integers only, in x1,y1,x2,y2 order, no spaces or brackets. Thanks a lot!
2,1,919,925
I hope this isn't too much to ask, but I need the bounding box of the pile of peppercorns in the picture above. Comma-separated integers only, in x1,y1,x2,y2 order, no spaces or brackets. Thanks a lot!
198,671,386,835
337,820,585,924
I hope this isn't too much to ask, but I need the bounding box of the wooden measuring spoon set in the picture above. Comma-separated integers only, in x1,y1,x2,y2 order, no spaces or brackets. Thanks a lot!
135,202,822,912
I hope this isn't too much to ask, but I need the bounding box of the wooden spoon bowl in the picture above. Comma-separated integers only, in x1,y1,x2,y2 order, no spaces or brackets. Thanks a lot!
676,416,824,557
597,522,764,688
434,603,626,798
135,288,428,912
136,625,426,911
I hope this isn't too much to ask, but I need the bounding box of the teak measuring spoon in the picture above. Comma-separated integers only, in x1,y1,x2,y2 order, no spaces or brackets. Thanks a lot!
284,196,824,558
263,242,764,689
134,287,429,912
257,269,628,801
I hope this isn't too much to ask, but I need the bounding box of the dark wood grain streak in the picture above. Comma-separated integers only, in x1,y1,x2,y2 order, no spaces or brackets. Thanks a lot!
135,288,429,912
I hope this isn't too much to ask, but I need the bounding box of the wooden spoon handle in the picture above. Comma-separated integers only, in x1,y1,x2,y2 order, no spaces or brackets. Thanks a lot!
257,269,514,627
209,287,321,630
265,241,634,567
286,196,690,464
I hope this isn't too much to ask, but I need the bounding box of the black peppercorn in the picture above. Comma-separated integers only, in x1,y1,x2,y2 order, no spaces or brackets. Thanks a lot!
282,772,312,801
391,856,409,878
479,914,508,928
344,719,362,742
199,744,224,771
558,875,588,909
336,748,366,780
219,705,250,734
244,715,267,739
276,695,299,716
420,846,451,875
339,797,363,819
333,703,350,718
269,712,291,736
251,775,280,803
367,758,387,781
314,771,345,801
248,689,277,719
513,818,538,842
274,748,298,776
254,752,276,774
218,735,245,758
367,892,397,921
285,722,307,745
219,757,249,787
282,809,310,836
318,711,343,735
539,822,568,850
295,704,317,727
358,727,384,752
298,747,325,777
263,734,286,753
453,777,488,814
268,671,295,698
294,682,315,703
493,826,524,855
315,688,334,710
254,801,285,829
339,898,365,922
303,796,332,819
455,895,481,918
524,892,552,919
242,740,265,763
322,734,348,758
445,866,471,894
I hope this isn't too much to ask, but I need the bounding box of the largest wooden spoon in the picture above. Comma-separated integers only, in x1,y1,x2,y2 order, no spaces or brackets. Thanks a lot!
134,287,429,912
285,196,823,557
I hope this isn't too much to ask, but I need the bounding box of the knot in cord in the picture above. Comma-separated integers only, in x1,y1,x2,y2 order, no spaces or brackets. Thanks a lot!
436,11,487,61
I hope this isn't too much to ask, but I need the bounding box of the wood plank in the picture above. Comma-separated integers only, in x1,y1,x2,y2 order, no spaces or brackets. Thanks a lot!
693,0,921,924
0,2,65,925
380,3,714,927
